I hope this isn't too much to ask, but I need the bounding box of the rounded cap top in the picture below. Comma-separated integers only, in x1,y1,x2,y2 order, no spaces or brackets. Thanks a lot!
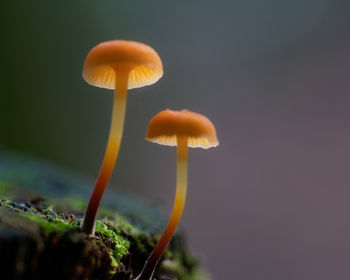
146,109,219,149
83,40,163,90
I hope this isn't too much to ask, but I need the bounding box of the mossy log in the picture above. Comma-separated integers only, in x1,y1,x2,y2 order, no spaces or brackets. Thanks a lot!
0,151,208,280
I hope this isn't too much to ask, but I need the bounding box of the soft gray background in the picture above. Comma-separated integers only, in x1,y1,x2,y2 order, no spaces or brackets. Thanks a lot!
1,1,350,279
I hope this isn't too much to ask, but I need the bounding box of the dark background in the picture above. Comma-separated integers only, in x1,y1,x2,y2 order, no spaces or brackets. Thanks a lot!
1,1,350,279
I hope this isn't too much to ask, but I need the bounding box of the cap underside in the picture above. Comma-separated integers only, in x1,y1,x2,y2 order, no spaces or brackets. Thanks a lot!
84,65,162,90
146,135,219,149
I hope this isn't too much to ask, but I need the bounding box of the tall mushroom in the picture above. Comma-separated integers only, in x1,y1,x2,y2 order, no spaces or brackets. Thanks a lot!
81,40,163,235
135,109,219,280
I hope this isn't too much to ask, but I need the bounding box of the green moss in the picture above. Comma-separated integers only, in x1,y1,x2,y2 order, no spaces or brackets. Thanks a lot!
98,208,142,235
25,213,79,236
0,198,77,237
0,199,11,207
95,220,130,264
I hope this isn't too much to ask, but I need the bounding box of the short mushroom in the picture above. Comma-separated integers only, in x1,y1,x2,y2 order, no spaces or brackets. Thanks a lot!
81,40,163,235
135,109,218,280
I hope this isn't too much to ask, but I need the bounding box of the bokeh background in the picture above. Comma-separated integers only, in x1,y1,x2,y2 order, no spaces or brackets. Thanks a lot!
1,1,350,279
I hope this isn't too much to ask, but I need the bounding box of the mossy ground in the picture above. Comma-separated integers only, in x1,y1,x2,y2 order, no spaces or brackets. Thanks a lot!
0,182,208,280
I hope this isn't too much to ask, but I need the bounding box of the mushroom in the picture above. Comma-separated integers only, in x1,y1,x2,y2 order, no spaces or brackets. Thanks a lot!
135,109,218,280
81,40,163,235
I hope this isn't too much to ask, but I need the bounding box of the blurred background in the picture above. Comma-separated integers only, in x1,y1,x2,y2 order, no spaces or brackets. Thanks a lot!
1,0,350,279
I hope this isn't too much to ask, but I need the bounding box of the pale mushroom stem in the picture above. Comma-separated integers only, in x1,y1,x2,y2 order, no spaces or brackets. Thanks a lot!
135,136,188,280
82,70,129,235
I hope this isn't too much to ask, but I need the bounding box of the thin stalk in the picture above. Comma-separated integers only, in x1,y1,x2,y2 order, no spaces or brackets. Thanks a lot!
135,136,188,280
81,70,129,235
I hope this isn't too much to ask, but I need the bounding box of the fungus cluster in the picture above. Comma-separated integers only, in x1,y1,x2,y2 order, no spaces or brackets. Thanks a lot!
80,40,219,279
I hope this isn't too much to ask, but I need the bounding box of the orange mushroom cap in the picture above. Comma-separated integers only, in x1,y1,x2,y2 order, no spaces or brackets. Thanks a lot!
146,109,219,149
82,40,163,90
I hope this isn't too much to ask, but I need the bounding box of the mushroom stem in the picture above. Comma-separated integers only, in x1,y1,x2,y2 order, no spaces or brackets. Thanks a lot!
135,136,188,280
81,70,129,235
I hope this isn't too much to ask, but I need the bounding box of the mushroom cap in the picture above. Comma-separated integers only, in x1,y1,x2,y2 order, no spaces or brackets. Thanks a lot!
146,109,219,149
83,40,163,90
